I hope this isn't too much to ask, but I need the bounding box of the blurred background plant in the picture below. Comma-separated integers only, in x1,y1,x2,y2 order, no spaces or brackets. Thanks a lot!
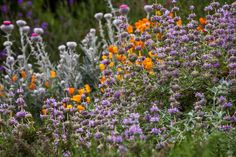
0,0,234,62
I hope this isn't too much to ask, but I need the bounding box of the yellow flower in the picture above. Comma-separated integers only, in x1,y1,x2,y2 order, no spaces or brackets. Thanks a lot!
102,55,107,60
50,70,56,78
41,109,47,115
85,84,91,93
77,105,85,112
156,10,162,16
67,104,73,109
109,62,114,67
0,85,3,91
107,45,118,54
100,76,106,84
71,94,81,102
143,57,153,70
99,64,105,71
86,97,91,103
109,52,113,59
117,75,122,81
78,88,85,95
176,19,182,26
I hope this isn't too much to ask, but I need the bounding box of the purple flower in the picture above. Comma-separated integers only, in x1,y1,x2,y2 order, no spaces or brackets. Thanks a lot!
127,125,142,136
16,97,25,106
223,102,233,109
101,100,110,106
16,111,26,118
41,22,48,30
18,0,24,4
1,5,8,14
168,107,179,115
151,128,161,135
150,105,159,113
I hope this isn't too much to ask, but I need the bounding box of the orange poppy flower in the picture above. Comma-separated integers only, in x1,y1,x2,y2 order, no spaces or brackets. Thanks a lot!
85,84,91,93
127,25,133,33
12,75,17,82
50,70,56,78
68,87,75,95
71,94,81,102
77,105,85,112
107,45,118,54
20,70,27,79
29,82,36,90
199,17,207,25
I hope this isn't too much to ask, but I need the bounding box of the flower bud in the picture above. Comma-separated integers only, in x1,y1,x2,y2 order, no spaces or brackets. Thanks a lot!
66,41,77,49
22,26,30,34
16,20,27,27
119,4,130,15
0,21,14,34
94,13,103,20
144,5,153,13
33,27,44,35
58,45,66,51
104,13,112,20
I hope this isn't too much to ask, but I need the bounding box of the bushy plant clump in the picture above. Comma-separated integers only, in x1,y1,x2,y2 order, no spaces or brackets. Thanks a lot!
0,0,236,156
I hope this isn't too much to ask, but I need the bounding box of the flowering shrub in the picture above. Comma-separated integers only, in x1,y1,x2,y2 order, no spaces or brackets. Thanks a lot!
0,0,236,156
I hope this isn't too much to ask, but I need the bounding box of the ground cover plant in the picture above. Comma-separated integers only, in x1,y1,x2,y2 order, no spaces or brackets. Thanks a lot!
0,0,236,157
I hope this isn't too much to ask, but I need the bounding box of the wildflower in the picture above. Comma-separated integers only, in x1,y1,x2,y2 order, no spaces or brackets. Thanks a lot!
176,19,182,26
144,5,153,13
94,12,103,20
107,45,118,54
41,109,47,115
77,105,85,112
109,62,114,67
50,70,56,78
0,21,14,34
143,58,153,70
20,70,27,79
86,97,91,103
127,25,133,34
199,17,207,25
33,27,44,34
66,41,77,49
119,4,130,15
22,26,30,34
85,84,91,93
16,20,26,27
30,33,41,42
78,88,85,95
67,88,75,95
29,82,36,90
16,111,26,118
71,94,81,102
99,63,106,71
12,75,17,82
45,81,49,88
67,104,73,109
135,18,151,32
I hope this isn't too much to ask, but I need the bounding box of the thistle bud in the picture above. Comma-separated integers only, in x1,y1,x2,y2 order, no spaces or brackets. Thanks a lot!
104,13,112,20
94,13,103,20
33,27,44,35
22,26,30,34
66,41,77,49
16,20,27,27
0,21,14,34
144,5,153,13
119,4,129,15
